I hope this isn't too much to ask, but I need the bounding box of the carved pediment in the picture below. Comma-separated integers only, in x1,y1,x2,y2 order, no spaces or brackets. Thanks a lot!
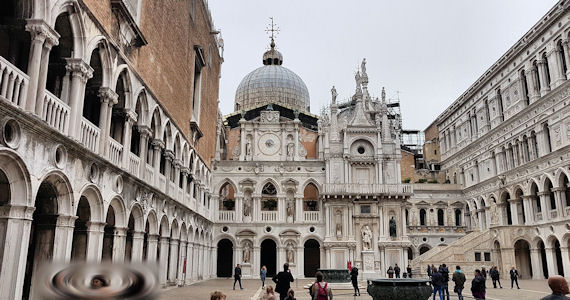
236,229,257,237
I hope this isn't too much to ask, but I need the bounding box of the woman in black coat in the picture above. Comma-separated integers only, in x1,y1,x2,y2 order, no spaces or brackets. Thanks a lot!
350,267,360,296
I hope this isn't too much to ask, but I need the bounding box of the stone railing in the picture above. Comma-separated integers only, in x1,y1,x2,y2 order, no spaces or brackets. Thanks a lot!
218,210,235,222
0,56,29,107
128,153,140,175
303,211,320,222
108,138,123,166
157,174,166,192
80,118,100,153
261,211,277,222
144,164,154,183
535,213,543,222
41,90,70,133
323,183,413,195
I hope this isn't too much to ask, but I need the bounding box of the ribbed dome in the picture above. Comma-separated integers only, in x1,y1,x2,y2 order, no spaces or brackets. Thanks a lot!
234,47,310,112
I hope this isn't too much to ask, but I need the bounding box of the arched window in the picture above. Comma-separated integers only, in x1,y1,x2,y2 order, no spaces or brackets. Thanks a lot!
46,13,73,101
544,123,552,153
405,209,409,226
419,209,427,226
110,71,128,143
533,60,541,93
303,183,319,211
454,209,462,226
558,40,567,77
546,178,555,210
542,52,551,88
84,48,103,126
520,69,529,105
437,209,444,226
261,183,277,211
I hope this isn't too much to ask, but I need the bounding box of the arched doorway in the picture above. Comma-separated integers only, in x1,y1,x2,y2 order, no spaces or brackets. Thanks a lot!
419,245,431,255
407,248,413,261
23,182,58,300
554,240,564,276
514,240,532,279
102,205,115,261
539,241,548,279
71,196,90,261
261,239,277,276
493,241,502,273
304,239,320,277
125,213,135,261
216,239,233,277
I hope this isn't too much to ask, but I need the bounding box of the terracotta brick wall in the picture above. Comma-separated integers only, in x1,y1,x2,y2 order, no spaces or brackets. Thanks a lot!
82,0,221,166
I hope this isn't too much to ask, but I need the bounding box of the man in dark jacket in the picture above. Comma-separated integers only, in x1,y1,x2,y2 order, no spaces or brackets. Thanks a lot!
452,265,466,300
407,265,412,278
510,266,520,289
233,264,243,290
394,264,401,278
471,269,486,300
431,269,444,300
540,275,570,300
490,266,502,288
273,263,295,300
441,264,450,300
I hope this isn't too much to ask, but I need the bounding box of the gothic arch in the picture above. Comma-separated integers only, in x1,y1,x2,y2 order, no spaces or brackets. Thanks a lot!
258,178,280,195
108,196,127,228
84,37,112,86
146,209,159,235
162,121,173,150
128,203,145,232
49,0,85,59
539,174,555,193
133,88,149,126
179,223,187,242
77,184,104,222
258,235,281,247
554,168,570,188
531,236,545,249
0,150,31,206
35,169,74,216
301,179,322,195
546,235,561,248
159,215,169,237
170,219,179,239
216,178,238,195
151,107,162,138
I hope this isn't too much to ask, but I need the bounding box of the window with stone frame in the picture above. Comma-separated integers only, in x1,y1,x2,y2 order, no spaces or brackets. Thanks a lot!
303,183,319,211
262,183,277,211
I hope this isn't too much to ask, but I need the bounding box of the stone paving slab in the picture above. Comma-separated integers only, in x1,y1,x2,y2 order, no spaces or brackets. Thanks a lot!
158,278,562,300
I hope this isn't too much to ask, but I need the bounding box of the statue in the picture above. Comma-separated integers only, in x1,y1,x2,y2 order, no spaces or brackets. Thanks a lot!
286,200,294,218
287,143,294,158
361,58,367,75
361,225,372,250
243,197,252,217
331,86,338,104
286,244,295,263
336,223,342,237
410,208,417,226
243,242,251,263
471,212,479,229
381,87,386,102
389,216,397,237
245,141,252,157
490,203,499,225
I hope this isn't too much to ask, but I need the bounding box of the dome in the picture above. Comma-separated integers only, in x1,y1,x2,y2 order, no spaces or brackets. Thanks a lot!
234,43,310,112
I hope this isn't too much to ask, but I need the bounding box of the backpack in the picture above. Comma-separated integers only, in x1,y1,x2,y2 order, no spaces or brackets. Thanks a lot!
315,282,328,299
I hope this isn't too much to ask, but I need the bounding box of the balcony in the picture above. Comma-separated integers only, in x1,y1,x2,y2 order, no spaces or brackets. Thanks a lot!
0,56,28,108
144,164,154,183
303,211,320,223
41,90,70,133
108,138,123,166
128,152,140,175
218,211,235,222
323,183,413,196
80,118,100,153
261,211,277,222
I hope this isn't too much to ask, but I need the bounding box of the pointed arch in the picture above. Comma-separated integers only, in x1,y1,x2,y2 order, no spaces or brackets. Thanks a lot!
49,0,85,59
145,209,159,235
128,203,145,232
159,215,169,237
0,149,31,207
36,169,74,216
108,196,127,228
77,184,104,222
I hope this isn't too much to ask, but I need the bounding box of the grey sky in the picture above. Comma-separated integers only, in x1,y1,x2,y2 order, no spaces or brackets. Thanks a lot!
208,0,558,130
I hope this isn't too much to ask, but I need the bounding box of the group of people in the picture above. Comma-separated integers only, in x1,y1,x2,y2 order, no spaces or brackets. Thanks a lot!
386,264,413,278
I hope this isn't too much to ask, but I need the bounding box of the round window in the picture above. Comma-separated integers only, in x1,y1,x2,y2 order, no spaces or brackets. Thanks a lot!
440,238,445,242
222,226,229,232
357,146,365,154
265,226,272,233
422,237,427,242
2,119,21,149
309,226,315,232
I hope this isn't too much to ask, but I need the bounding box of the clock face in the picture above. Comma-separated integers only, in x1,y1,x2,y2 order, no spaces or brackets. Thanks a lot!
258,133,281,155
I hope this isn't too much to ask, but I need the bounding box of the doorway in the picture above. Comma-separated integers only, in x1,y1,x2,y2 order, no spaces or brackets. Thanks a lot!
261,239,277,276
216,239,233,277
304,239,320,277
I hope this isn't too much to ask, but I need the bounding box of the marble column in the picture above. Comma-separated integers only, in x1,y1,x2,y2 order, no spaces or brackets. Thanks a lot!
112,227,127,263
530,248,544,279
563,40,570,79
177,240,187,285
64,59,93,139
53,215,78,262
560,247,570,279
147,234,159,263
508,200,519,225
138,126,151,178
168,239,179,284
544,246,557,277
552,188,565,218
158,237,170,286
131,231,145,262
538,59,551,96
97,88,119,155
185,242,194,284
538,192,549,222
86,221,106,262
34,35,58,116
522,196,534,225
529,66,540,103
152,140,165,186
164,150,174,195
121,110,137,169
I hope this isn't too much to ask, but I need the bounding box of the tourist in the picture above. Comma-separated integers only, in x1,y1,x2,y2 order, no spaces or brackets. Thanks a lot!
350,267,360,296
261,266,267,288
387,266,395,278
262,286,279,300
284,288,296,300
311,271,333,300
431,267,444,300
90,276,108,289
210,291,227,300
510,266,520,289
394,264,401,278
233,264,243,290
431,264,437,277
273,263,295,300
490,266,502,288
440,264,450,300
452,265,466,300
481,267,487,280
540,275,570,300
407,265,412,278
427,265,432,277
471,269,486,300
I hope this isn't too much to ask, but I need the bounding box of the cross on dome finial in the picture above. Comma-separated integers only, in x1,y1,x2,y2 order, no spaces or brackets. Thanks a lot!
265,17,280,49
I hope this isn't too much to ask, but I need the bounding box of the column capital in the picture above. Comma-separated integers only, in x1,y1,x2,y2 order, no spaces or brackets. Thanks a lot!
56,214,79,227
138,125,152,138
180,167,190,175
65,58,94,82
86,221,106,232
148,234,160,241
124,109,138,124
537,191,550,197
0,205,35,220
164,150,175,161
173,159,183,168
152,139,165,149
114,227,128,236
98,87,119,105
25,19,60,47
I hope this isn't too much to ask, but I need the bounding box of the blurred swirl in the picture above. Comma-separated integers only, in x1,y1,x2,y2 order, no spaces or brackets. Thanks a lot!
37,262,158,300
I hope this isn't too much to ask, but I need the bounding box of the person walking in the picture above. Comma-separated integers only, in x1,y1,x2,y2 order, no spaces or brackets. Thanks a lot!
490,266,502,288
273,263,295,300
407,265,412,278
387,266,395,278
233,264,243,290
427,265,432,278
441,264,450,300
260,266,267,288
481,267,487,280
431,267,444,300
350,267,360,296
394,264,401,278
540,275,570,300
471,269,486,300
510,266,520,289
452,265,466,300
311,271,333,300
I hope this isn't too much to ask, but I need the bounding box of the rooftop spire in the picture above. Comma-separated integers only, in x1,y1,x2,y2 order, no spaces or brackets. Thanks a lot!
265,17,280,49
262,17,283,65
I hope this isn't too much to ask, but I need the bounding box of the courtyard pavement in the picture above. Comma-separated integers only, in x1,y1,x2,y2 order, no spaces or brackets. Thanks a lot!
158,278,561,300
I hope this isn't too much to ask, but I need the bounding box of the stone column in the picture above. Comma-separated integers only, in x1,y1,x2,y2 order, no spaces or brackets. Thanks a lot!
185,242,194,284
53,215,78,262
563,40,570,78
138,126,152,178
554,46,567,86
545,246,557,277
552,188,565,218
530,248,544,279
192,244,199,280
121,110,138,169
152,139,165,186
295,197,303,223
65,59,93,139
112,227,127,263
159,237,170,286
168,239,179,284
508,200,519,225
522,196,534,225
560,247,570,279
34,35,58,116
97,87,119,155
177,240,187,285
538,59,551,96
147,234,159,263
324,203,330,237
0,205,35,300
131,231,145,262
537,192,549,222
86,221,106,262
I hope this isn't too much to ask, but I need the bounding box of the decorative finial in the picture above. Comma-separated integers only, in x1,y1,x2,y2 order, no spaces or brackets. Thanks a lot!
361,58,367,75
265,17,280,49
331,86,337,104
294,109,300,119
241,110,246,119
381,87,386,102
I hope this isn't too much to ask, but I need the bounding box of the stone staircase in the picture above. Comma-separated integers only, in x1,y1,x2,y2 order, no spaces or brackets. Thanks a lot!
411,229,496,277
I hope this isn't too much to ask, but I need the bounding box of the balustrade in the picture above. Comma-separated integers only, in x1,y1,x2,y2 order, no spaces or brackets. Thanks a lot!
303,211,320,222
323,183,412,195
80,118,100,153
0,56,28,107
108,138,123,166
261,211,277,222
41,91,70,133
128,153,140,175
218,211,235,222
144,164,154,183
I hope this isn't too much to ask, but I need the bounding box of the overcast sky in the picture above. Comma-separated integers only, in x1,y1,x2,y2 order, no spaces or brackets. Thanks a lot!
208,0,558,130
